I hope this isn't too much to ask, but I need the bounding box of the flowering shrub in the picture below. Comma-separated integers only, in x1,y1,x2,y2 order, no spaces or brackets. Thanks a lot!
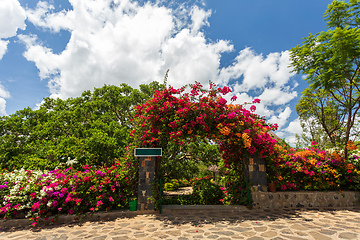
131,82,278,168
218,165,249,205
0,160,137,226
267,142,360,191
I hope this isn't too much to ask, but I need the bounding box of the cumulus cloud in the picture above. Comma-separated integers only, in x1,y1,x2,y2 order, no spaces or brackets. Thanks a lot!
0,40,9,60
219,48,295,91
0,83,11,116
276,118,303,146
21,0,234,99
268,107,292,128
0,0,26,60
258,87,297,106
0,0,26,38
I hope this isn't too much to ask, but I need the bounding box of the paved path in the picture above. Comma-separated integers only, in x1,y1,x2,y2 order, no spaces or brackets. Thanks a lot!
1,206,360,239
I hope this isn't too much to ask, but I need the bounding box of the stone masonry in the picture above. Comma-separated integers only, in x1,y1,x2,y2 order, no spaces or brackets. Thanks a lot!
252,191,360,209
137,156,156,211
243,155,267,192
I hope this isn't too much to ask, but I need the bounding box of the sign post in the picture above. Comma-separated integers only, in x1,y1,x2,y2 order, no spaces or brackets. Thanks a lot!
135,148,162,211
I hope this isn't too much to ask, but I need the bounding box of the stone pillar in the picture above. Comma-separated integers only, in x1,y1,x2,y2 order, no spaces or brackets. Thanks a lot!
243,155,267,192
137,156,156,211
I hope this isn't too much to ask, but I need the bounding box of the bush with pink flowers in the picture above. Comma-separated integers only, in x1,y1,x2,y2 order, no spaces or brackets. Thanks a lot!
0,159,137,226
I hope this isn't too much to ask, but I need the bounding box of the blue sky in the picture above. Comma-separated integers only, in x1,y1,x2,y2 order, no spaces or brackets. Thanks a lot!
0,0,333,145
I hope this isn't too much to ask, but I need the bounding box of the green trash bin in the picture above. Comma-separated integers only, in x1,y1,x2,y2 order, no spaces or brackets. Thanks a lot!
129,199,137,211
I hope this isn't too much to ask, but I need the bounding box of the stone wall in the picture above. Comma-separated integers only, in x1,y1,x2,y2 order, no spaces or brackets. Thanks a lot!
243,155,267,192
252,191,360,209
137,156,156,211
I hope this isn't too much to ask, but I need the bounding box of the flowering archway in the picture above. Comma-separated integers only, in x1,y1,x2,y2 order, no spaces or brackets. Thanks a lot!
131,82,278,173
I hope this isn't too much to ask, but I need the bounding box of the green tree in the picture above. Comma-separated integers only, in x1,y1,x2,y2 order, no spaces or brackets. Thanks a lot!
0,82,164,171
290,0,360,158
295,87,346,149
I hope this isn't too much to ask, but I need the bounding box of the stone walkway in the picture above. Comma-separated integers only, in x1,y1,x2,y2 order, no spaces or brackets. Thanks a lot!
1,206,360,239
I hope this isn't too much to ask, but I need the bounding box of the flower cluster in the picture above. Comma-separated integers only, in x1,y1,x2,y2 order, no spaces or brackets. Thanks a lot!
0,160,137,226
267,144,360,191
131,82,279,167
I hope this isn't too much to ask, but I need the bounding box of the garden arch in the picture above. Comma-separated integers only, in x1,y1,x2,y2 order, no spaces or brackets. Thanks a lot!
132,82,279,210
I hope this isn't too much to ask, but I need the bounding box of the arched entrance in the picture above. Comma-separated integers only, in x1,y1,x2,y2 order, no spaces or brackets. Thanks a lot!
132,82,279,210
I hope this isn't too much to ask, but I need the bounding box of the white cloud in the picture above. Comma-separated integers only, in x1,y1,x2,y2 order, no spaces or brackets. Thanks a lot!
190,5,211,34
20,0,234,99
0,98,7,116
258,87,297,106
0,82,11,116
268,107,292,128
0,40,9,60
219,48,295,91
275,118,303,146
0,0,26,59
0,0,26,38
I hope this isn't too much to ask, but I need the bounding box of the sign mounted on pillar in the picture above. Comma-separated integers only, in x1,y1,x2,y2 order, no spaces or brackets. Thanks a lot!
134,148,162,157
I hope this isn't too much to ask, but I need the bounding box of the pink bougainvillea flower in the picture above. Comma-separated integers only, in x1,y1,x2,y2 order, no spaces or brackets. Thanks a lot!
311,141,318,145
227,112,237,119
252,98,261,103
250,105,256,112
218,98,227,105
31,202,41,211
230,95,237,101
96,200,103,207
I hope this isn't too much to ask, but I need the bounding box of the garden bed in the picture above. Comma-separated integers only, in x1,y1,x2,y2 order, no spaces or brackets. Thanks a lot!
252,191,360,209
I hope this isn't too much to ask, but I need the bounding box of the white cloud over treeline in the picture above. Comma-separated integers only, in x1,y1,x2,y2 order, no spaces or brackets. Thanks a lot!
0,0,302,142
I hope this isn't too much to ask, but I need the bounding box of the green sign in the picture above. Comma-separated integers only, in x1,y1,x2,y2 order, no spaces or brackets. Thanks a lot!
134,148,162,157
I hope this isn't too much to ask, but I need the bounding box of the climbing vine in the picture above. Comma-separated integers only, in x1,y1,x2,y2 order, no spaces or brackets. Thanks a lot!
131,82,278,167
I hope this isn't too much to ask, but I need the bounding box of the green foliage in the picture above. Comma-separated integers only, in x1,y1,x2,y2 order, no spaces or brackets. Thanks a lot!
295,87,346,149
191,176,224,205
162,176,224,205
163,179,180,191
160,140,222,181
290,0,360,158
218,166,249,206
0,82,164,171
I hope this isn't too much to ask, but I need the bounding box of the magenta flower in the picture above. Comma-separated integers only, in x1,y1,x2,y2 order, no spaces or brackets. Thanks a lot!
227,112,237,119
252,98,261,103
32,202,41,211
250,105,256,112
218,98,227,105
230,95,237,101
68,209,74,215
96,200,103,207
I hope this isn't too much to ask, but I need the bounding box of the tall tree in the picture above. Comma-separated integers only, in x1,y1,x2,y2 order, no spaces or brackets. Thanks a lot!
290,0,360,158
0,82,164,170
295,87,346,148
